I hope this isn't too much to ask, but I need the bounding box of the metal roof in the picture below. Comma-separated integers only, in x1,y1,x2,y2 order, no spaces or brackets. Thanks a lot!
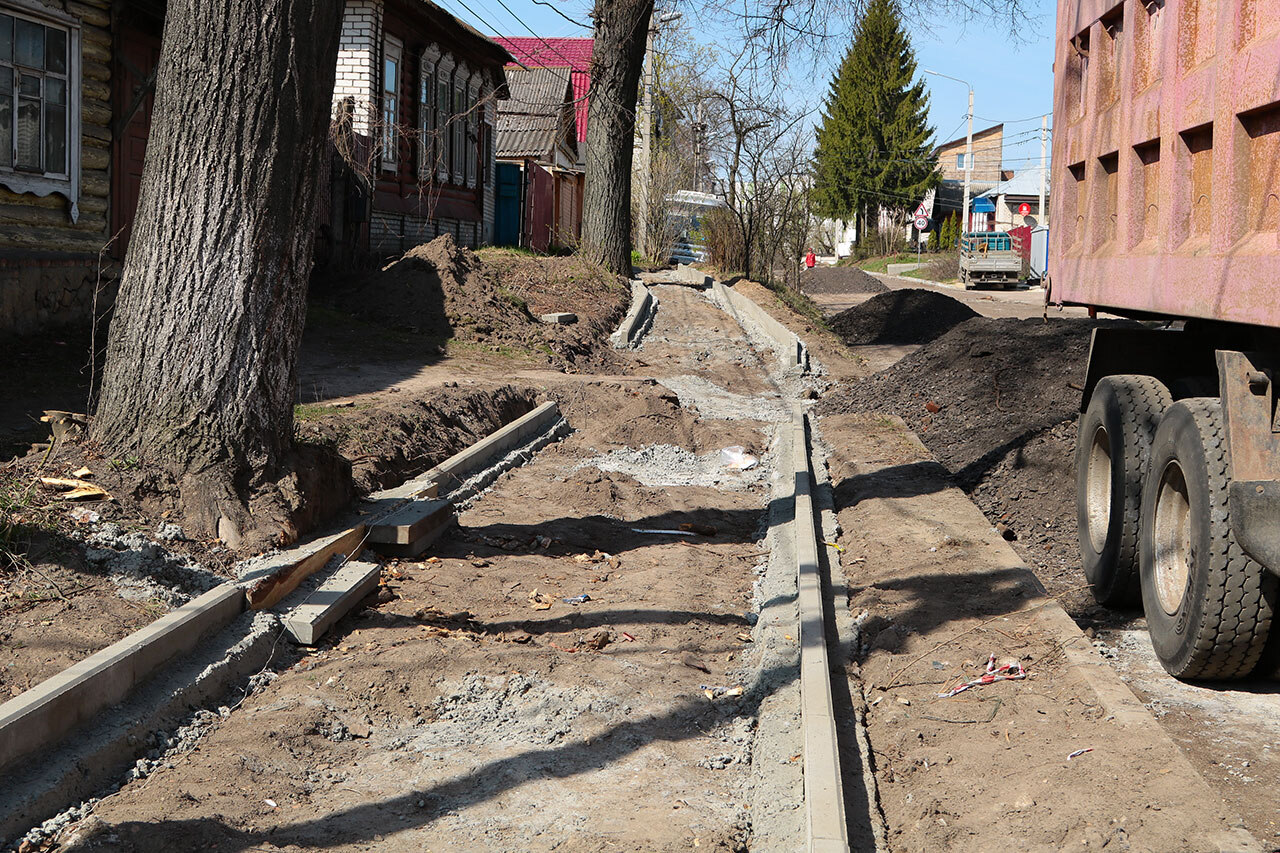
496,67,575,159
978,166,1050,199
494,37,592,143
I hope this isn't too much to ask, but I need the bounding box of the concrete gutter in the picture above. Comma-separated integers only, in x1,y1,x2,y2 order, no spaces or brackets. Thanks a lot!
711,279,808,372
884,262,921,276
610,280,657,349
792,407,851,853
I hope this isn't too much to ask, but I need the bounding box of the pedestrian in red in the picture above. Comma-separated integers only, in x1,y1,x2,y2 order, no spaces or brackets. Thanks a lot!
804,249,816,269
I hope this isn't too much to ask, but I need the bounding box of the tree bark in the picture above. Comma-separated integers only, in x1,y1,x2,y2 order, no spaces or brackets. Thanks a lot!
91,0,344,546
581,0,653,275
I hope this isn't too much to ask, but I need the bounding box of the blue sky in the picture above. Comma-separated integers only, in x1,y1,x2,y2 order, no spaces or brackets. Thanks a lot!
436,0,1058,175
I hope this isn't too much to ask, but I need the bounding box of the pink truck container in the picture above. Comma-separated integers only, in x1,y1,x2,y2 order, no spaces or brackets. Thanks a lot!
1049,0,1280,681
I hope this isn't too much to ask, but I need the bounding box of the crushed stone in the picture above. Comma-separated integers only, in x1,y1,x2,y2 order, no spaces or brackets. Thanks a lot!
80,523,222,605
659,375,789,423
576,443,768,489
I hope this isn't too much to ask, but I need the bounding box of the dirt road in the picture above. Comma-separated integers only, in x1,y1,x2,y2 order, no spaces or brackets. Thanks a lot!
802,269,1280,851
12,273,1272,852
63,285,802,852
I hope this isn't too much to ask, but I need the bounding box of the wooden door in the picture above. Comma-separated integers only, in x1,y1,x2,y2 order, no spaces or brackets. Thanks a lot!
110,25,162,259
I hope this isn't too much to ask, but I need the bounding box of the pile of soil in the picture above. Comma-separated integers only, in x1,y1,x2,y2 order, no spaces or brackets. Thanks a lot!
819,316,1132,608
802,265,888,296
828,288,978,345
318,235,629,370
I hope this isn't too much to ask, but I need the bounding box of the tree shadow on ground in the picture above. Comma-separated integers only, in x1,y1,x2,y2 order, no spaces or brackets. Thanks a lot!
82,661,806,852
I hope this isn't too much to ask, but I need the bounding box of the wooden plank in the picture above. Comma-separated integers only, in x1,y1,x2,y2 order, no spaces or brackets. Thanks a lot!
245,525,367,610
368,499,453,546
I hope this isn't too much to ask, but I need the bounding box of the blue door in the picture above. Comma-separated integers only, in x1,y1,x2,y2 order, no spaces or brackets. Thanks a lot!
495,163,521,247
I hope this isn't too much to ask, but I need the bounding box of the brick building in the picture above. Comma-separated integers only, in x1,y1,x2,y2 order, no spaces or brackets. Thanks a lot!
326,0,512,259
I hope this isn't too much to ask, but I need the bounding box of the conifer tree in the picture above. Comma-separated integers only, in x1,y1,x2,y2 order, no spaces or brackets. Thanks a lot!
813,0,938,239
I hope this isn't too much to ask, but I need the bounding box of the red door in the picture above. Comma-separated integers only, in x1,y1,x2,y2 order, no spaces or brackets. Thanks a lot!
523,162,554,253
110,26,162,259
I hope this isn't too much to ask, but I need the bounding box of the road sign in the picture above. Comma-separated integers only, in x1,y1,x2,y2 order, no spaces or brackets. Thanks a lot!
913,202,928,219
1018,202,1031,216
913,215,930,231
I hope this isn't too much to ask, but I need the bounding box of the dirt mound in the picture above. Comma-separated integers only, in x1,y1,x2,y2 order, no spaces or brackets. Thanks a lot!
803,265,888,296
318,235,628,370
828,288,978,345
819,316,1135,609
296,383,540,494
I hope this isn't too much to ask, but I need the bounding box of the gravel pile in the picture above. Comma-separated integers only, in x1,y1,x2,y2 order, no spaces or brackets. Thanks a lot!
802,265,888,296
828,288,978,346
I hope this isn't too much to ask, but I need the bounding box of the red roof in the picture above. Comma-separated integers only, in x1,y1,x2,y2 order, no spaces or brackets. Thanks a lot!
494,37,592,143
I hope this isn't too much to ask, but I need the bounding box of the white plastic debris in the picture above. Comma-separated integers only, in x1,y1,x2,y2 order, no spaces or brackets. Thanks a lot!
719,446,759,471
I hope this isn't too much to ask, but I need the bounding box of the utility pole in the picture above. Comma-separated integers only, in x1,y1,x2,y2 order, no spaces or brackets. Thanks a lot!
637,9,680,259
1038,114,1048,224
925,70,974,233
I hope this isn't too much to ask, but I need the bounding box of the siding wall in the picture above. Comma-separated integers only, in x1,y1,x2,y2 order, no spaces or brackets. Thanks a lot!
0,0,114,334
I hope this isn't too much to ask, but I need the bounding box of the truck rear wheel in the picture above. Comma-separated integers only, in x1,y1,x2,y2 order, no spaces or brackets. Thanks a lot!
1075,375,1171,606
1139,398,1275,679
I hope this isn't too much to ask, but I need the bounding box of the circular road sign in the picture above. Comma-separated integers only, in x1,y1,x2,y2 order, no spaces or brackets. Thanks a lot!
914,215,929,231
1018,202,1031,216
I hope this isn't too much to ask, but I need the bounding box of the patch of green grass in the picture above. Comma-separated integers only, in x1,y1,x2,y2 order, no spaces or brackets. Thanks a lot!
0,475,48,572
857,253,918,273
498,287,529,313
294,402,373,423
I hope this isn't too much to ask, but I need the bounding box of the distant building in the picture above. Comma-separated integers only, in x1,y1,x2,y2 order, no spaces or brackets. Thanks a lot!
933,123,1003,231
492,37,591,168
326,0,513,258
977,166,1050,231
494,65,583,251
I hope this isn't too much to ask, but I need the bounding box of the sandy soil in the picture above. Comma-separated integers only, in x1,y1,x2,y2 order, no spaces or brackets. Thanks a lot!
819,412,1258,853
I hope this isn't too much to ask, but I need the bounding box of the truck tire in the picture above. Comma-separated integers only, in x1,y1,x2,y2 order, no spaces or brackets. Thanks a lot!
1075,375,1172,606
1139,398,1275,679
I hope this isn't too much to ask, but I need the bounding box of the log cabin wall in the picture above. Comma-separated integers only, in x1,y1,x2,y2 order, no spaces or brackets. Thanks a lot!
0,0,115,334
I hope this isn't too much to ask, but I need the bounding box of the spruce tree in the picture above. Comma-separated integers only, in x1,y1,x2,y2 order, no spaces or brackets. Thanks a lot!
813,0,938,238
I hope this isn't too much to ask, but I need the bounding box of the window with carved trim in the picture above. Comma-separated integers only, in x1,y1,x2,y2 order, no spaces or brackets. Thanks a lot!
381,36,401,171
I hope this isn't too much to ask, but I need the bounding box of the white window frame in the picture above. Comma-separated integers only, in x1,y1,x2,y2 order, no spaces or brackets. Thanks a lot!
436,54,455,183
451,62,467,185
418,44,439,181
465,75,480,187
381,35,402,172
0,0,79,221
955,152,966,171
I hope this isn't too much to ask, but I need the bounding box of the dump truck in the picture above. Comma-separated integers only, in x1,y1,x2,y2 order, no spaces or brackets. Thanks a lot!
958,231,1022,289
1049,0,1280,680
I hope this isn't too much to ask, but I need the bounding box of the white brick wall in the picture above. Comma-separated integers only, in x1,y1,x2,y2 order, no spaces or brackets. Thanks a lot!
333,0,383,135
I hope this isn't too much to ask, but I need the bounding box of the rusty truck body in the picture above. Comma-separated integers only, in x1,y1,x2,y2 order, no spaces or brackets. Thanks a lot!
1049,0,1280,680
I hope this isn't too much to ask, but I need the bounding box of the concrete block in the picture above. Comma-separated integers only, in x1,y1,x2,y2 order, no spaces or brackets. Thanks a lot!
369,498,454,547
282,560,383,645
539,312,578,324
0,582,244,775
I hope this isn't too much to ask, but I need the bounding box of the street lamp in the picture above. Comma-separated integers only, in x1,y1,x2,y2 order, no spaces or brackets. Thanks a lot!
924,69,974,235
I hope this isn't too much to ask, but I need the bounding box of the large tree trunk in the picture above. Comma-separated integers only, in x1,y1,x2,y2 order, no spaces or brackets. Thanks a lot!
581,0,653,275
91,0,345,548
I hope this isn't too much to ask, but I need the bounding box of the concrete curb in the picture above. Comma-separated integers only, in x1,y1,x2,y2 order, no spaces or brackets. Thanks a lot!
384,401,563,500
711,279,809,372
0,582,245,777
0,402,571,841
610,280,657,349
0,611,282,844
884,262,921,276
792,407,851,853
